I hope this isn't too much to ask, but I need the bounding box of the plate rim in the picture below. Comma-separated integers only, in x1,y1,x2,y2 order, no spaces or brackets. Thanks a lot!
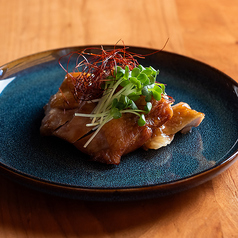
0,149,237,191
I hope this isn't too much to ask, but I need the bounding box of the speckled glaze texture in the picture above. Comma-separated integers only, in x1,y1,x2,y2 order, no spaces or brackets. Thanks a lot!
0,46,237,201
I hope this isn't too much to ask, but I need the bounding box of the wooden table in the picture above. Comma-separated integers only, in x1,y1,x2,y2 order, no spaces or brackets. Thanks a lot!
0,0,237,237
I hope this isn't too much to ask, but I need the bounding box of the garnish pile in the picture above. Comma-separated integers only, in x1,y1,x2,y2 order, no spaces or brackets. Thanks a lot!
59,46,167,147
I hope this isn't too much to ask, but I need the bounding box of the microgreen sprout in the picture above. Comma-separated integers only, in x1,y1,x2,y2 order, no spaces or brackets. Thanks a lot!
75,64,166,147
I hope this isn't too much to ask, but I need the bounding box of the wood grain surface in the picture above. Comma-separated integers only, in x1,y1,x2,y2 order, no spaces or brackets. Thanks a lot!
0,0,238,237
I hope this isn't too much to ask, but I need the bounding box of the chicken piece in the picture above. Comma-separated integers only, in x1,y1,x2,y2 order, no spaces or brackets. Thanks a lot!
40,74,173,164
143,102,205,150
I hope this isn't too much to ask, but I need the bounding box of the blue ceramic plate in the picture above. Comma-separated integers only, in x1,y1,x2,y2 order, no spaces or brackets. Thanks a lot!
0,46,238,201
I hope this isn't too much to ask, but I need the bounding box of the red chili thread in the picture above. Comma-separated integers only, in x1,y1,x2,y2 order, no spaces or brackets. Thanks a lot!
58,40,169,103
59,87,70,105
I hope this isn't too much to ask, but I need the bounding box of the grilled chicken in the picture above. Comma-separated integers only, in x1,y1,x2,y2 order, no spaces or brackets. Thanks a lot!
40,73,205,164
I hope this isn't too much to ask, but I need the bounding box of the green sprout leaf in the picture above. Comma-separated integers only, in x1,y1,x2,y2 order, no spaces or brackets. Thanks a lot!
138,64,145,72
137,73,149,85
142,86,149,96
138,114,146,126
128,92,140,101
145,93,152,102
149,75,155,84
110,107,122,119
152,91,161,101
129,100,138,110
131,67,140,77
124,65,130,79
130,77,141,89
141,68,152,76
144,102,152,113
